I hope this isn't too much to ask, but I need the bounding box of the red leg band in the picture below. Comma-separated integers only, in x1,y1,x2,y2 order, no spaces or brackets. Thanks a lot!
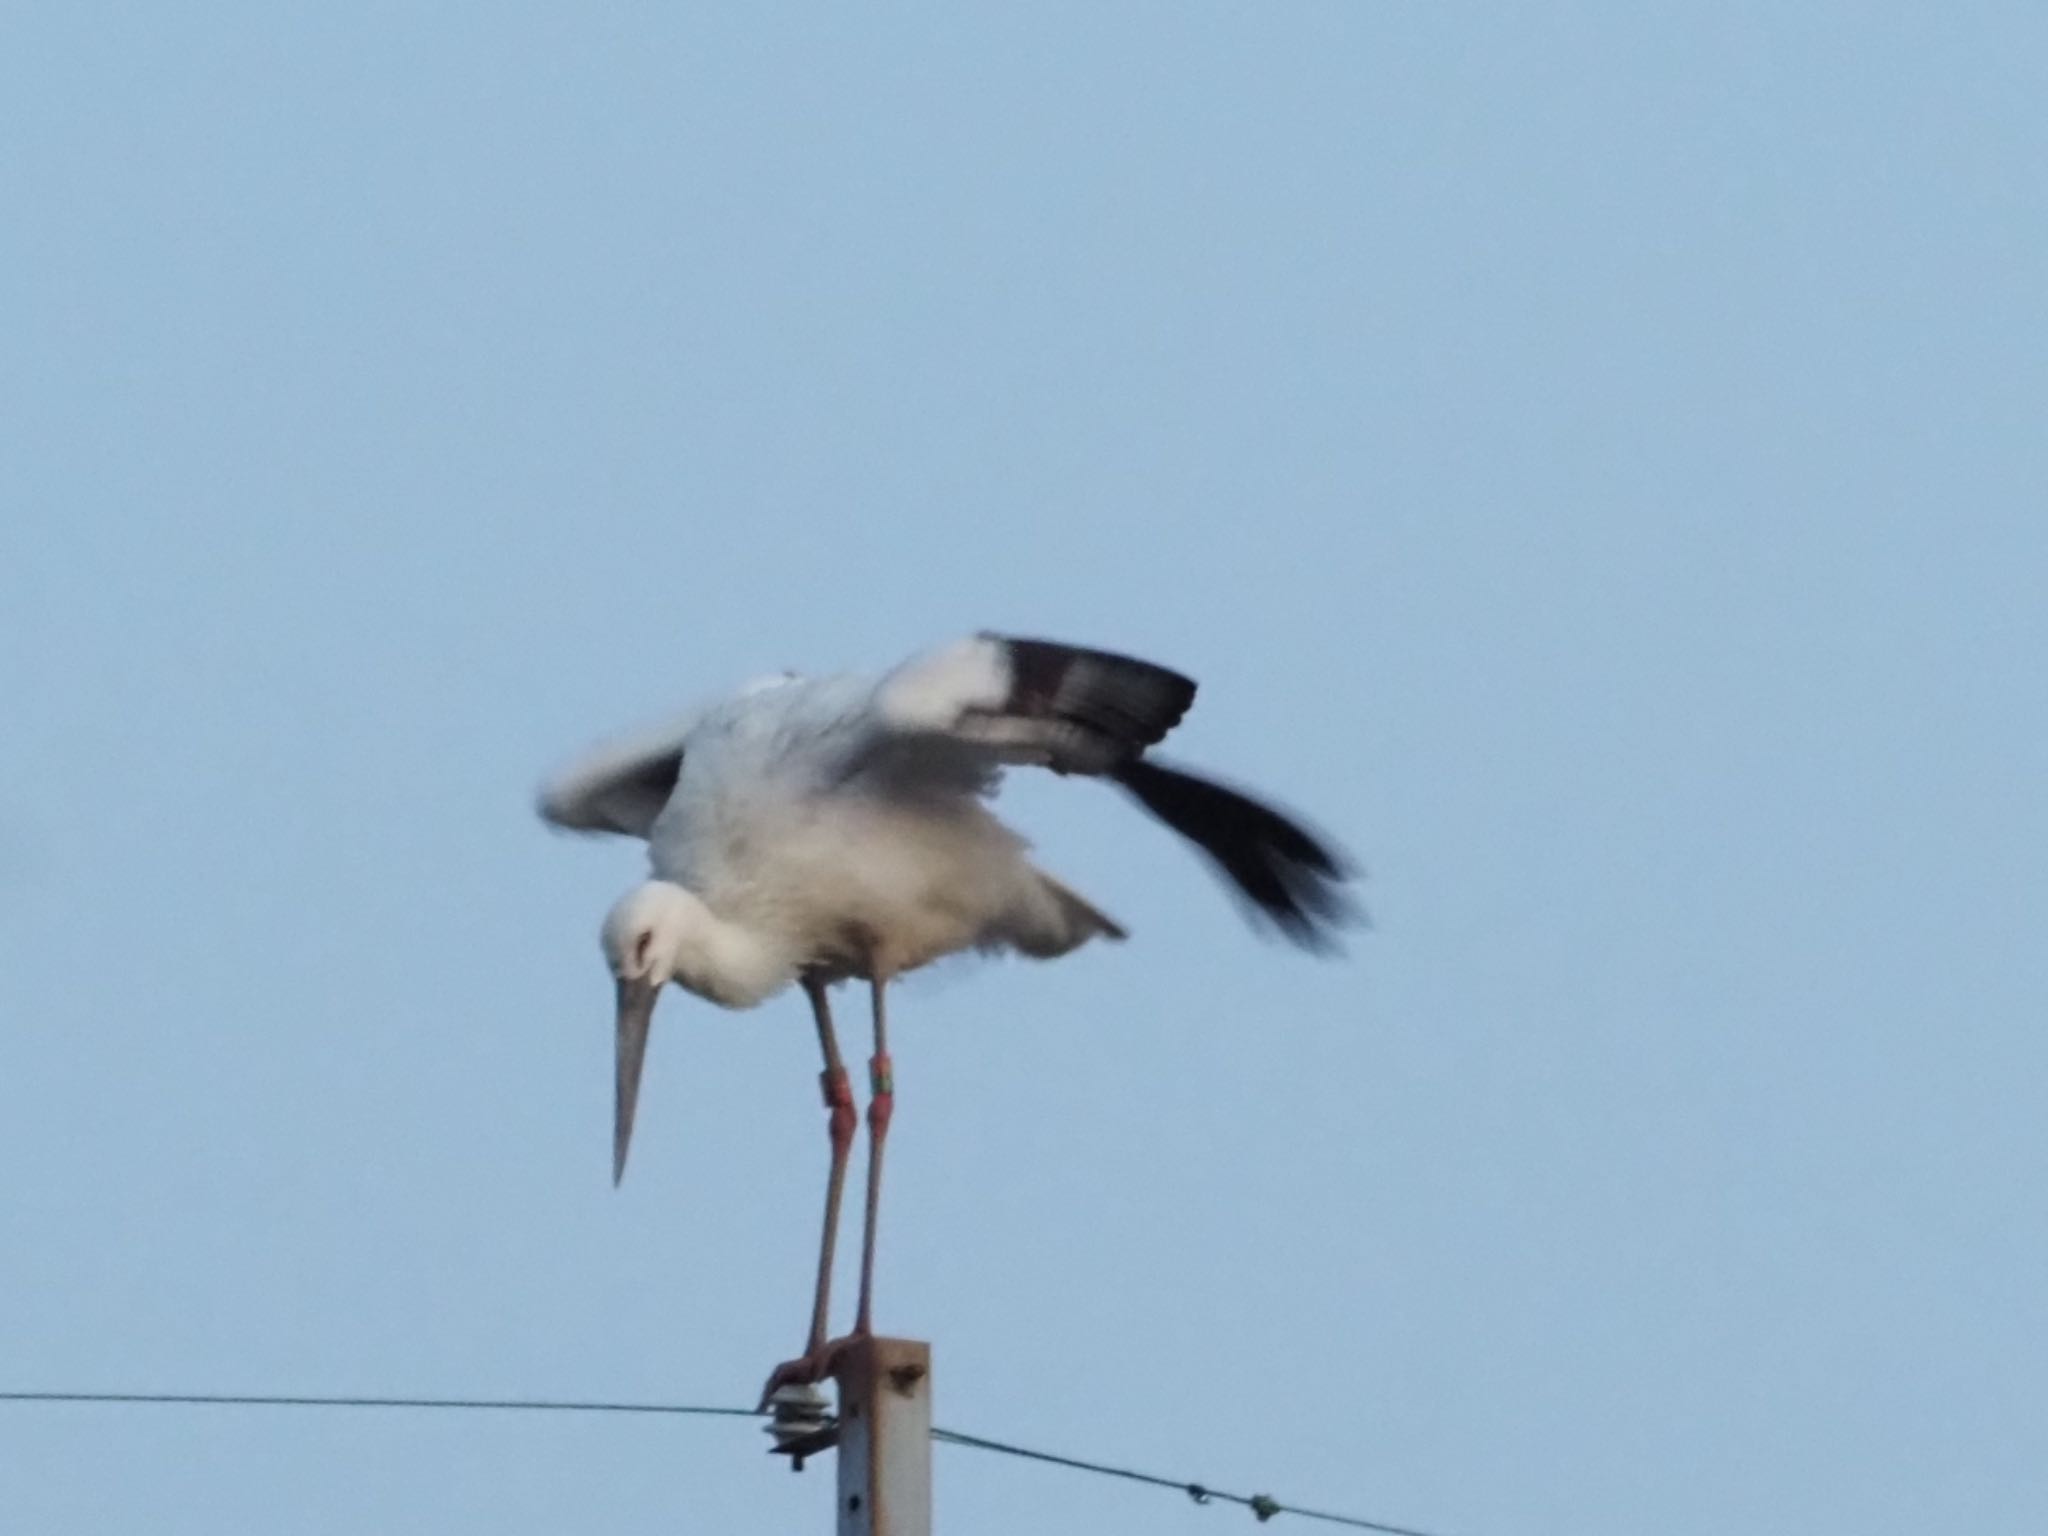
821,1067,857,1148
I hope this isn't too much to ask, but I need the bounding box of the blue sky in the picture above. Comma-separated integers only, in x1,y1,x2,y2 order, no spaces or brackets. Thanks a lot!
3,4,2043,1532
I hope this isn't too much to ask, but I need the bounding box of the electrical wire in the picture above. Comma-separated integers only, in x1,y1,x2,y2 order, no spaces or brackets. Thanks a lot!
3,1388,1454,1532
932,1425,1445,1534
0,1390,755,1419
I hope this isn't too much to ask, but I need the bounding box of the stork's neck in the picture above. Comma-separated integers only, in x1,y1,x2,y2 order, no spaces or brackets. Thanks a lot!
676,906,794,1010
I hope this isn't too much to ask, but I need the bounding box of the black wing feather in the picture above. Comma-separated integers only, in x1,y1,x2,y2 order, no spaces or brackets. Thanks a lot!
985,634,1196,768
1113,757,1359,952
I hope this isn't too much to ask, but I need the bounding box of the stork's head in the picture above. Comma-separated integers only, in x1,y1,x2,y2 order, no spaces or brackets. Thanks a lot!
598,881,793,1185
602,879,705,987
600,881,709,1186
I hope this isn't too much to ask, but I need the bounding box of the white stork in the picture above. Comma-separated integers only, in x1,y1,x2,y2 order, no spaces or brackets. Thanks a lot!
538,633,1354,1402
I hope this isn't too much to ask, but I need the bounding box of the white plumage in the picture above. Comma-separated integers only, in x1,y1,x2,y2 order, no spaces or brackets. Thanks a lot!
538,631,1353,1401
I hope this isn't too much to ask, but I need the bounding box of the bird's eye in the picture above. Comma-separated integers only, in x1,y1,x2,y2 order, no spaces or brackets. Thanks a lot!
634,931,654,970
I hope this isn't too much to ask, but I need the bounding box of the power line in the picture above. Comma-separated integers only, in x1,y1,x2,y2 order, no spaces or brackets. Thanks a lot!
0,1390,755,1419
3,1388,1453,1533
931,1426,1445,1534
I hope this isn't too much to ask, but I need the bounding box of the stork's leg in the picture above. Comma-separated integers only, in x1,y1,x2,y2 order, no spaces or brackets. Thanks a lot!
853,977,893,1335
757,979,857,1409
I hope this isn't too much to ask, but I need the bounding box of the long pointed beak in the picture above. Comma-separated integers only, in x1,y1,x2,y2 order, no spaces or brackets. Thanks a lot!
613,976,661,1186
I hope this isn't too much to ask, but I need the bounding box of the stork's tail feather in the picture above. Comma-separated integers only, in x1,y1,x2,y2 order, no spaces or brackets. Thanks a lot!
1112,758,1359,951
1036,871,1129,948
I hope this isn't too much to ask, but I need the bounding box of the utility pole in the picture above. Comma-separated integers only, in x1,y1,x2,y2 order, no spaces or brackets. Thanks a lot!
767,1337,932,1536
834,1338,931,1536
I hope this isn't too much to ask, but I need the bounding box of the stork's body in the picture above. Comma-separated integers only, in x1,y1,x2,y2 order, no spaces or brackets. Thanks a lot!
539,634,1353,1401
635,673,1124,1003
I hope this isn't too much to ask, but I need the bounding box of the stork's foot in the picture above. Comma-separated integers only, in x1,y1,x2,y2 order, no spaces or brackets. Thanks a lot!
756,1329,870,1412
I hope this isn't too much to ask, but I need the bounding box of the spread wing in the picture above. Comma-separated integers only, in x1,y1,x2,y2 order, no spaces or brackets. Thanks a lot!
870,632,1197,777
535,711,697,838
874,633,1356,949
